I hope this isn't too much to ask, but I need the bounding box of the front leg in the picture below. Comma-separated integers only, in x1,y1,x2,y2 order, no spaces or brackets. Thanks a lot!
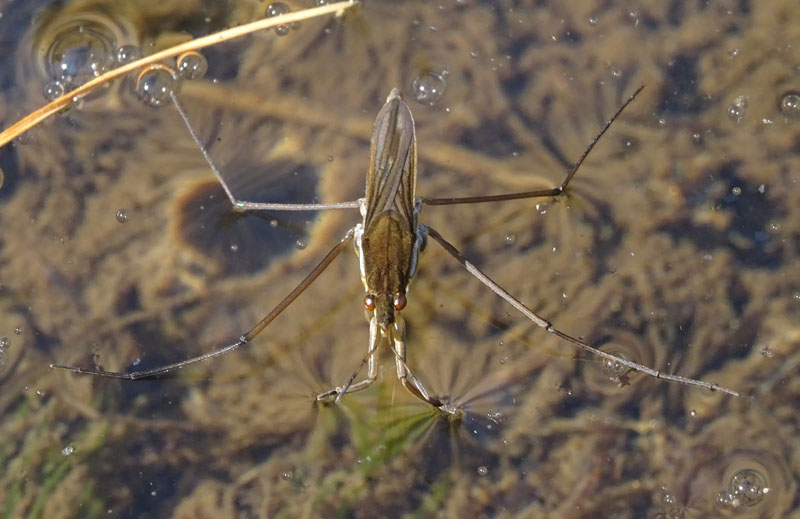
316,317,379,403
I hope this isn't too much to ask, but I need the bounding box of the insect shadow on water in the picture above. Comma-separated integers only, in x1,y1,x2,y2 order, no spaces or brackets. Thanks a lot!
51,85,739,416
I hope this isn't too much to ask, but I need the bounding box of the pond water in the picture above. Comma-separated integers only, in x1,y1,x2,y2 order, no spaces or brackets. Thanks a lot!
0,1,798,517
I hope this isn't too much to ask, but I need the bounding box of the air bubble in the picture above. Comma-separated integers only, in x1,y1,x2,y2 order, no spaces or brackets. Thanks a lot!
61,445,74,456
504,233,516,246
266,2,290,16
411,71,446,105
727,469,767,507
0,337,9,349
230,244,239,252
45,22,116,88
731,186,741,196
177,51,208,80
477,466,488,476
779,92,800,118
295,239,307,250
135,66,177,108
601,353,630,380
717,490,734,508
727,96,747,123
657,486,684,519
43,80,65,101
115,209,128,223
115,44,141,65
13,327,22,335
281,471,293,480
266,2,293,36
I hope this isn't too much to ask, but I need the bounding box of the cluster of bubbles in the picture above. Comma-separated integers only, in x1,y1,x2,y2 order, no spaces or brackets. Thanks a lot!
726,92,800,122
716,468,769,509
727,95,747,123
43,41,145,103
39,18,209,108
38,0,321,107
266,2,301,36
133,51,208,108
656,486,683,519
42,21,118,101
658,471,770,519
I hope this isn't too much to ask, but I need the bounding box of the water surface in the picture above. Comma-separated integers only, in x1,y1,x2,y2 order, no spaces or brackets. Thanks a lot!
0,1,798,517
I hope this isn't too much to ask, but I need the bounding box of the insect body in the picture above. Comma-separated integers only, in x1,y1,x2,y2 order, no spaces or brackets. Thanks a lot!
321,90,441,408
359,89,419,332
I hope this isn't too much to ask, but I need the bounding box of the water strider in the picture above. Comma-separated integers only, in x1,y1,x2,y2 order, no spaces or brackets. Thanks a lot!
52,86,739,413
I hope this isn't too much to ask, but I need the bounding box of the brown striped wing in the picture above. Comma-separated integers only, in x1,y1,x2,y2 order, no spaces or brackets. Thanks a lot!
363,88,418,232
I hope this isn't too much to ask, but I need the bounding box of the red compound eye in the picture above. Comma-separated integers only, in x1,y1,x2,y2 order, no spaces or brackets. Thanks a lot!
393,293,407,311
364,294,376,311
